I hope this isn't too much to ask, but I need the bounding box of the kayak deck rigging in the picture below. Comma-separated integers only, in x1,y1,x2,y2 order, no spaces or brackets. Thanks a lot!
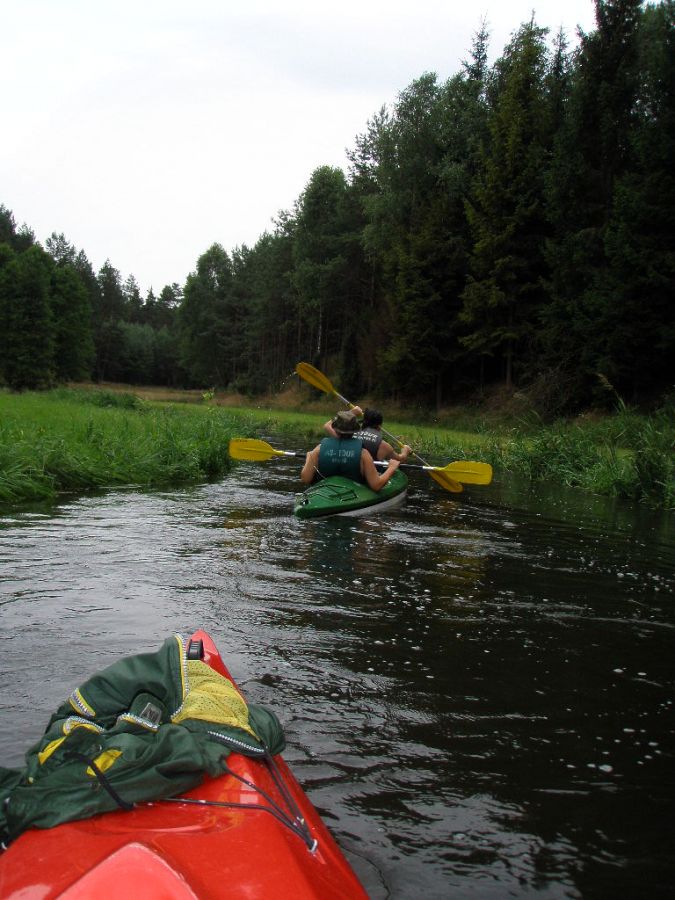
162,751,318,852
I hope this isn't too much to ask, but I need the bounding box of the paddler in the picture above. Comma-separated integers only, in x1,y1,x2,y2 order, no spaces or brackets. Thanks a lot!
301,410,401,490
323,407,412,463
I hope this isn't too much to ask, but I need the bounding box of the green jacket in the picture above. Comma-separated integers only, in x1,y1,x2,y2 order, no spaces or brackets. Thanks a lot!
0,635,285,845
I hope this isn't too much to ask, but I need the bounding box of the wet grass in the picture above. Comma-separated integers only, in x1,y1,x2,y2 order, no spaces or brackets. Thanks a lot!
0,389,258,504
1,387,672,509
474,405,675,508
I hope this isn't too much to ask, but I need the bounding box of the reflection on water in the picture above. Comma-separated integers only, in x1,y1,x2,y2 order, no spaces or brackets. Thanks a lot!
1,456,673,898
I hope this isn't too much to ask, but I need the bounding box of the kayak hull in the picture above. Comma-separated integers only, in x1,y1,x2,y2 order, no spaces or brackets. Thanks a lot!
294,470,408,519
0,631,366,900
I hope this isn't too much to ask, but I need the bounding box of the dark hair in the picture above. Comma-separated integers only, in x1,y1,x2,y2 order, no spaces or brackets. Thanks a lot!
362,408,383,428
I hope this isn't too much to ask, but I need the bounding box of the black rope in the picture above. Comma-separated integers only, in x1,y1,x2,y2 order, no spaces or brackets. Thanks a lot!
220,758,298,825
263,750,308,829
161,749,317,852
209,735,305,827
64,751,134,811
222,752,314,849
161,797,316,850
61,744,317,852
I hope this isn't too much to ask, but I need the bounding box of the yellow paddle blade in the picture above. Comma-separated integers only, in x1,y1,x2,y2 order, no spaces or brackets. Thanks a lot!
228,438,288,461
441,461,493,485
295,362,337,396
429,470,463,493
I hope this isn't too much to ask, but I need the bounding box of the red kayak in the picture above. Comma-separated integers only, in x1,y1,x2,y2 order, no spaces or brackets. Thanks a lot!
0,630,367,899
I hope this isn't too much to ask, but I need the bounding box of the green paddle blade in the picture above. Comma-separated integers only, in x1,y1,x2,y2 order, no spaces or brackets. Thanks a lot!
229,438,288,461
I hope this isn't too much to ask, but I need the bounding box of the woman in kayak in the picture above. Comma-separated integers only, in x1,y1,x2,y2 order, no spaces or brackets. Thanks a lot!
301,410,401,490
323,407,412,463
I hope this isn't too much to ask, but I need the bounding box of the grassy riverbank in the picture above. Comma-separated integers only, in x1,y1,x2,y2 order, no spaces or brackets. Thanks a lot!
0,386,673,508
0,389,250,503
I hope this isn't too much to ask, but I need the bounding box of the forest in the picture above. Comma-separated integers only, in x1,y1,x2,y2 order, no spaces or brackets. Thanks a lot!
0,0,672,416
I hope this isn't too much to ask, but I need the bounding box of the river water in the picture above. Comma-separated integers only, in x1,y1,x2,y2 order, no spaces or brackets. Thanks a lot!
1,455,673,898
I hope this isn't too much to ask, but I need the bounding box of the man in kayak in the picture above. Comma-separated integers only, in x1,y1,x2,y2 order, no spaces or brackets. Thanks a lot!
301,410,401,490
323,407,412,463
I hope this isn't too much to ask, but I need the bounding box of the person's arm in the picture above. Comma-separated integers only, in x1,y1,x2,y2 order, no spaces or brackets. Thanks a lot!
391,443,411,462
361,452,400,492
377,440,411,462
300,447,320,484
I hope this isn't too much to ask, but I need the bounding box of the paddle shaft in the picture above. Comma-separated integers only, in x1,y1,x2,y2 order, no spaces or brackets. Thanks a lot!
374,460,491,483
229,438,493,491
375,461,454,472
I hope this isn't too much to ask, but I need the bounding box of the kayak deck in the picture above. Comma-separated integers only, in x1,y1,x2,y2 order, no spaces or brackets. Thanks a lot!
294,470,408,519
0,631,366,900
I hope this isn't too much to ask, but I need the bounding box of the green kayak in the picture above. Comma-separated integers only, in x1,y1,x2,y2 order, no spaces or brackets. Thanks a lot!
294,470,408,519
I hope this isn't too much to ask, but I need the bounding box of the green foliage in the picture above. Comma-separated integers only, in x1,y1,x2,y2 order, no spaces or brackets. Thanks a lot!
354,73,478,401
0,205,35,252
234,228,296,391
461,20,553,388
0,244,55,389
631,402,675,507
1,0,672,427
0,390,241,503
540,0,659,408
291,165,354,365
52,387,145,409
179,243,235,386
50,263,95,380
115,322,156,384
474,403,675,507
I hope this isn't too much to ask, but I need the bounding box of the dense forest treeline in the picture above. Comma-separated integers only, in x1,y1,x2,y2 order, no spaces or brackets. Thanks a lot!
1,0,673,415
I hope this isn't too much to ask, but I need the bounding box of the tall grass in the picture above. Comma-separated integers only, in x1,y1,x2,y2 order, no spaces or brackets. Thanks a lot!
0,389,256,504
1,387,672,508
469,407,674,508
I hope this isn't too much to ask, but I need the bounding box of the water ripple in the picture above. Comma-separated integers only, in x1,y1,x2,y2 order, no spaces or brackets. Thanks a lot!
0,459,673,897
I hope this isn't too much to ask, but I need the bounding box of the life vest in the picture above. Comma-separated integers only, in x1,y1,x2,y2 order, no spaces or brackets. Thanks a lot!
318,437,363,482
353,427,382,460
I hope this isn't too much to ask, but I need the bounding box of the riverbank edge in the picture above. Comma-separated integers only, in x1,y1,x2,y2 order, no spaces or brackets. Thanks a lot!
0,386,672,509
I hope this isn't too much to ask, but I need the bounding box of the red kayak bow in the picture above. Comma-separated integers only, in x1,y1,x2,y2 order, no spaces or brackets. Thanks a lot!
0,630,367,899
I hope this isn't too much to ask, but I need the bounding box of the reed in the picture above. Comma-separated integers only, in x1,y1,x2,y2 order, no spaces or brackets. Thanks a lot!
1,388,672,508
0,389,255,504
471,410,673,507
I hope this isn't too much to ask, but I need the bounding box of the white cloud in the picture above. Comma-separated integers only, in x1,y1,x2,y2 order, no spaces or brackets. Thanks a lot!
1,0,597,293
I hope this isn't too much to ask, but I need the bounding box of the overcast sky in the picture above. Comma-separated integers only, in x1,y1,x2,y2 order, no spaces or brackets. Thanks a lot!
2,0,597,295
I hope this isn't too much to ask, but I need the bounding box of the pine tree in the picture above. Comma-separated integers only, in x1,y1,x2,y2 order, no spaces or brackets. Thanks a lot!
601,0,675,399
291,166,351,368
460,19,552,388
50,264,95,381
541,0,645,407
178,244,233,386
0,245,54,389
44,233,95,382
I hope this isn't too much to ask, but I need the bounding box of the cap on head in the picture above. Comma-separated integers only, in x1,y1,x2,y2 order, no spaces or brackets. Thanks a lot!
332,410,358,435
362,408,383,428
